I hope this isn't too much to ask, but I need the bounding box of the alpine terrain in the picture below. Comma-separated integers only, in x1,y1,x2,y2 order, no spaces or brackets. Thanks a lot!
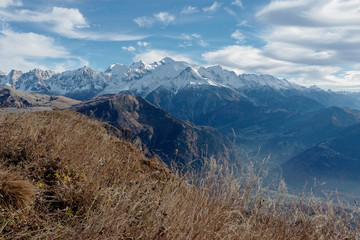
2,58,360,196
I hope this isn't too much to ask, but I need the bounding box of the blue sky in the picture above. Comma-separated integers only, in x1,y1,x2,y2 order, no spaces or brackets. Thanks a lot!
1,0,360,90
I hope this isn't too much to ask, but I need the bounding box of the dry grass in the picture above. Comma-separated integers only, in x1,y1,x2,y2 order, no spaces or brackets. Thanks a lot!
0,110,359,239
0,171,35,210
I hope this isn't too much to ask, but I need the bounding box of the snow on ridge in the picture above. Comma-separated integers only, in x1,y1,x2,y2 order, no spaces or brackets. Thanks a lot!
1,57,302,97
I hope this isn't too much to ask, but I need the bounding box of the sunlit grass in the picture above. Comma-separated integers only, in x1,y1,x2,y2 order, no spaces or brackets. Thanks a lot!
0,110,359,239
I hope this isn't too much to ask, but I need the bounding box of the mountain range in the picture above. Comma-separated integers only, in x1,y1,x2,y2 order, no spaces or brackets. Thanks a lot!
1,57,360,109
2,58,360,197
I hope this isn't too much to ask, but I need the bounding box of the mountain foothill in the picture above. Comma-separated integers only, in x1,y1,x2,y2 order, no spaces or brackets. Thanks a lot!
2,57,360,197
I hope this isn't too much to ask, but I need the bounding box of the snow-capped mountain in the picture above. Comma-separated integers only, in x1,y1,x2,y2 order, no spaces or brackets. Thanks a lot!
1,57,359,109
0,58,301,99
1,69,55,92
47,66,110,99
102,57,299,97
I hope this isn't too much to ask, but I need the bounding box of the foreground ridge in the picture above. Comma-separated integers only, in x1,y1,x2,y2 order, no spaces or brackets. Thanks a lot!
0,110,359,239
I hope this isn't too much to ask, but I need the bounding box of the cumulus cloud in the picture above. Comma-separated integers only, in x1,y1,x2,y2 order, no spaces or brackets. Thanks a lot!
202,45,344,88
255,0,360,65
122,46,136,52
203,45,293,73
154,12,175,25
203,2,221,13
0,6,145,41
134,49,193,64
134,16,155,28
231,30,245,43
0,28,68,58
0,27,85,72
204,0,360,90
181,5,198,15
0,0,22,8
137,41,149,47
134,11,175,28
0,7,89,38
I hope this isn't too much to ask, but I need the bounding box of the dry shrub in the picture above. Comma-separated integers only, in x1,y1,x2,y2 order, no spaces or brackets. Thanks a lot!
0,110,359,239
0,171,35,210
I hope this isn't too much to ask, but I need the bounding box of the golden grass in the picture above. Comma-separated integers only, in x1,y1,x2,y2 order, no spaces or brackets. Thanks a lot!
0,171,35,210
0,110,359,239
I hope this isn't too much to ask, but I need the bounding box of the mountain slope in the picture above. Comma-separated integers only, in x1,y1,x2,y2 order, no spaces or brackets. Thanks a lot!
72,94,236,167
0,110,175,238
282,123,360,195
1,110,356,239
0,85,79,109
262,106,360,163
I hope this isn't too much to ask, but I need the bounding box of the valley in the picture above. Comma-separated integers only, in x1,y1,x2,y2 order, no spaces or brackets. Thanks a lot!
2,58,360,198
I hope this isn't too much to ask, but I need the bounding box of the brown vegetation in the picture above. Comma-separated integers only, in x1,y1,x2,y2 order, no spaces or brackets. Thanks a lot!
0,171,35,210
0,110,359,239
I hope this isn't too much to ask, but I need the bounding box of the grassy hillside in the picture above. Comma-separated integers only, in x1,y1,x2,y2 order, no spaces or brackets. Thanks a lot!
0,111,359,239
0,85,79,109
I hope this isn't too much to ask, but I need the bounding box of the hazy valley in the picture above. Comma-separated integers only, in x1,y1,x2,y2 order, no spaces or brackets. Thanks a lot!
2,58,360,239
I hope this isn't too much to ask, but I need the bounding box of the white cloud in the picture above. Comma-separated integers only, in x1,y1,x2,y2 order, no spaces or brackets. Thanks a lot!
0,28,85,72
257,0,360,27
255,0,360,62
202,45,345,89
122,46,136,52
224,7,236,16
180,33,208,48
134,16,155,28
0,29,68,58
232,0,243,8
231,30,245,43
334,71,360,90
0,6,146,41
0,0,22,8
154,12,175,25
134,11,175,28
137,41,149,47
134,49,193,64
237,20,249,26
263,41,339,65
203,45,292,73
203,2,221,13
85,33,146,41
198,39,208,48
6,7,89,38
51,58,89,73
203,0,360,90
181,5,198,15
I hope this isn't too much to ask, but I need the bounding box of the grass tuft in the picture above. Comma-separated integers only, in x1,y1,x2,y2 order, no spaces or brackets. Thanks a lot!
0,171,35,210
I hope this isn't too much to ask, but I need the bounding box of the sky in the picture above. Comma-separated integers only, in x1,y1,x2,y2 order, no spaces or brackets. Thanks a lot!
1,0,360,91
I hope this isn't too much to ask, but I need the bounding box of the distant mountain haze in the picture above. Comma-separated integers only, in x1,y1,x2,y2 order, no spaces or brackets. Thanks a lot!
2,58,360,197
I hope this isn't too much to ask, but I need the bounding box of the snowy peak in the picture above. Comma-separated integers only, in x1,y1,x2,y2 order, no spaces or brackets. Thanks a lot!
0,71,6,85
240,74,296,90
7,69,24,87
16,69,55,92
47,66,109,96
178,67,201,79
130,60,146,71
30,68,55,80
105,64,130,79
0,58,307,100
